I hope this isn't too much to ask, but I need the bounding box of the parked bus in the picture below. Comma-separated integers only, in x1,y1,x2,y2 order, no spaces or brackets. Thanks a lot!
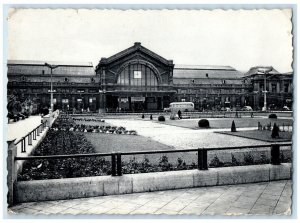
165,102,195,113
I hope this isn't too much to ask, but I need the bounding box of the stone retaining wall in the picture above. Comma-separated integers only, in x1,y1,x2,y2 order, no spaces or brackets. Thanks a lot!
15,163,291,203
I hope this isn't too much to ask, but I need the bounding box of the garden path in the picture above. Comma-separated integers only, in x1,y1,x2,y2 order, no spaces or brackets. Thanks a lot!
7,115,42,142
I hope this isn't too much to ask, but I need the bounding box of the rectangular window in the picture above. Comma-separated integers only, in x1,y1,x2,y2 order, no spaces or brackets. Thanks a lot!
284,84,289,93
272,84,276,93
77,89,85,93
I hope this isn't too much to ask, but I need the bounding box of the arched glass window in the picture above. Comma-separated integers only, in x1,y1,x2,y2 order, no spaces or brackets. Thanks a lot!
117,64,158,87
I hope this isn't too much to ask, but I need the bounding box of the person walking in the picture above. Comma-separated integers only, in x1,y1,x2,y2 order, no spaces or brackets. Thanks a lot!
178,110,182,119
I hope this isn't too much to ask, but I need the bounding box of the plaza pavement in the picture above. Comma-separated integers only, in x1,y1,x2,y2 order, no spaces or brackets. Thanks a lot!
104,119,270,150
8,180,292,216
7,115,292,217
7,115,43,142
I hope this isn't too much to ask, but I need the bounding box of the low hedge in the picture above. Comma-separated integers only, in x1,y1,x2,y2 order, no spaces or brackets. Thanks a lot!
269,113,277,119
198,119,210,128
158,116,165,121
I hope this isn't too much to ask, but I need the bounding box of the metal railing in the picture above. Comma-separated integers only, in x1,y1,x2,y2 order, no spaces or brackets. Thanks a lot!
14,142,292,177
14,120,48,153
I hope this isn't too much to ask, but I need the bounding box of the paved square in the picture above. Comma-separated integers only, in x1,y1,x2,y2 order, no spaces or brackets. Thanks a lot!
8,180,292,216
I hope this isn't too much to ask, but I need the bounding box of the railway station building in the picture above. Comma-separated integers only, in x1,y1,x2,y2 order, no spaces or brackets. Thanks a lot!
7,42,293,113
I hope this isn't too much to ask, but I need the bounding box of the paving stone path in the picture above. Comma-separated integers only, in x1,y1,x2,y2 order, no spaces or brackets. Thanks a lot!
8,180,291,216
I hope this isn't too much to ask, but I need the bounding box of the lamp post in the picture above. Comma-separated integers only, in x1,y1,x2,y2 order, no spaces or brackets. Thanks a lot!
99,89,106,113
45,63,59,124
258,67,273,112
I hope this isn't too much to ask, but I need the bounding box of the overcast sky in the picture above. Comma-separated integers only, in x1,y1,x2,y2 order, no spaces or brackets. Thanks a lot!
7,8,293,72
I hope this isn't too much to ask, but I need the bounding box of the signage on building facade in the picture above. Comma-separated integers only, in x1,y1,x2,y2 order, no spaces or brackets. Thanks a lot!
120,98,128,103
133,71,142,79
131,97,145,102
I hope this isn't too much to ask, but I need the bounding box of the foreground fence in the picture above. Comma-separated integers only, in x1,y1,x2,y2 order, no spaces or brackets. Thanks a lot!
7,142,291,206
14,121,47,154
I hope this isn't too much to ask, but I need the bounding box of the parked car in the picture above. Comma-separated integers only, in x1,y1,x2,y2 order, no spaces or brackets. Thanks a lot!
163,107,171,112
221,107,232,111
283,106,290,111
241,106,253,111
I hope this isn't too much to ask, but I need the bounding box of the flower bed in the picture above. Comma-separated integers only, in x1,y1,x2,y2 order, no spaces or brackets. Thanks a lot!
18,130,112,181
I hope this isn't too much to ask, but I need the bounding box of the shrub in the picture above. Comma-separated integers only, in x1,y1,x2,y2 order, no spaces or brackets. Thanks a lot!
158,115,165,121
198,119,210,128
244,153,254,165
269,113,277,119
259,153,270,164
271,123,280,138
231,120,237,132
209,155,224,167
159,155,172,171
231,154,240,166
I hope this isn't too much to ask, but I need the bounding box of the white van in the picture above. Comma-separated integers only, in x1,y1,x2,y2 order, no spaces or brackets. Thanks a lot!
168,102,195,113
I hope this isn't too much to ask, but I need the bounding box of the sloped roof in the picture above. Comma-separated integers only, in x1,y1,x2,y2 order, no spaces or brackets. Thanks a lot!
175,64,236,70
244,66,280,77
7,60,95,76
174,65,244,79
8,60,93,67
98,42,173,68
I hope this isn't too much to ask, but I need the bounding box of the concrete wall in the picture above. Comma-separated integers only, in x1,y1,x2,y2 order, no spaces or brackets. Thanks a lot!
15,163,291,203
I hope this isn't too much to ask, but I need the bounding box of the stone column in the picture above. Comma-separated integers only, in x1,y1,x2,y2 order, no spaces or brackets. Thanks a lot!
7,139,17,207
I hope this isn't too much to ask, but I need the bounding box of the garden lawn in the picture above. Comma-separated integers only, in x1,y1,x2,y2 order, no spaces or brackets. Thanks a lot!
84,132,174,153
216,130,292,142
83,132,198,165
159,117,293,130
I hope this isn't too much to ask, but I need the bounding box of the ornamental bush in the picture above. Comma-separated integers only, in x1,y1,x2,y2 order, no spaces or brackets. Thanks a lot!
231,120,237,132
271,123,280,138
269,113,277,119
158,115,165,121
198,119,210,128
244,153,254,165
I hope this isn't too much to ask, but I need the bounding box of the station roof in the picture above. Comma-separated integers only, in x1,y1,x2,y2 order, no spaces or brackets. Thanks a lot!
8,60,93,67
7,60,95,76
244,66,281,78
174,64,244,79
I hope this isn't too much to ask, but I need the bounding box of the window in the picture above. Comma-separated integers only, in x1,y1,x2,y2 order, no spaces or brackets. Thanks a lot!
284,84,289,93
206,73,209,78
64,78,69,82
272,84,277,93
77,89,85,93
117,64,158,87
42,70,45,75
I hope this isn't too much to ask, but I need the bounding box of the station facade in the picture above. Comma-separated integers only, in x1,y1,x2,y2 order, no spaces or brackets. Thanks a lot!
7,43,293,113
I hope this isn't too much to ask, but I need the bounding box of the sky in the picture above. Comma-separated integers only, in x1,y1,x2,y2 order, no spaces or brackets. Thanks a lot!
7,8,293,73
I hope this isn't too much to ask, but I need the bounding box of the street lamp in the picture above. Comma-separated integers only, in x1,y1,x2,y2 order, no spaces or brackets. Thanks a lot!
45,63,59,124
257,67,273,111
